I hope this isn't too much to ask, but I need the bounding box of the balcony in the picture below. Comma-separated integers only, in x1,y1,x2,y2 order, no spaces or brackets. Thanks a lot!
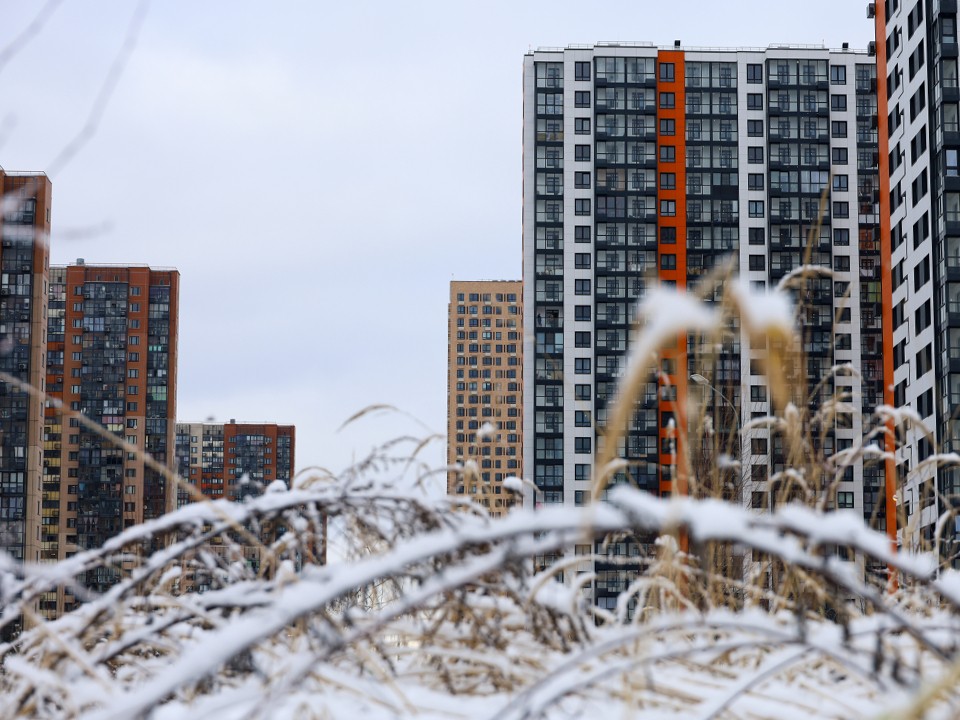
947,298,960,326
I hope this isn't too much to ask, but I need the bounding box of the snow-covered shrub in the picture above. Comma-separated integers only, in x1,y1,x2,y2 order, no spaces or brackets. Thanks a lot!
3,279,960,718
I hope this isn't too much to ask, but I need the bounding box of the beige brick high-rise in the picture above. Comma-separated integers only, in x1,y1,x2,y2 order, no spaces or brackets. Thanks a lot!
447,280,523,516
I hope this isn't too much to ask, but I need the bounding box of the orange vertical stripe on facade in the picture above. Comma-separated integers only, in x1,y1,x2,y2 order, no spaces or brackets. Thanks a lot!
874,1,898,549
657,50,688,497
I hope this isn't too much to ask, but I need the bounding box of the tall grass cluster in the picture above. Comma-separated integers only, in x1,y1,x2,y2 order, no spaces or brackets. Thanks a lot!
1,278,960,718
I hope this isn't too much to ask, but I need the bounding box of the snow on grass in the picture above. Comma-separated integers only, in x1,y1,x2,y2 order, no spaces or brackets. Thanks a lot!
0,481,955,719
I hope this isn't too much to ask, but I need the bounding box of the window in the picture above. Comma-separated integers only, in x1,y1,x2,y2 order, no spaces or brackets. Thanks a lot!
748,173,764,190
660,226,677,244
575,171,591,188
575,90,590,107
909,83,926,121
660,253,677,270
660,145,676,162
575,225,590,242
660,172,676,189
660,118,675,135
575,358,592,374
914,256,930,288
911,128,928,162
915,343,932,378
536,92,563,115
832,201,849,218
917,388,934,418
832,147,848,164
575,199,591,216
830,65,847,84
748,254,766,270
748,227,765,245
659,92,675,108
747,93,763,110
575,118,591,134
833,174,848,191
915,300,932,331
575,437,592,454
575,305,590,321
911,169,928,206
575,410,592,427
837,491,854,509
575,384,591,401
575,331,591,347
830,94,847,111
833,228,850,245
748,200,764,218
831,120,847,137
575,144,590,161
575,61,590,81
660,200,676,217
747,64,762,83
747,146,764,164
659,62,675,82
574,279,591,295
747,119,763,137
834,255,850,271
574,253,591,269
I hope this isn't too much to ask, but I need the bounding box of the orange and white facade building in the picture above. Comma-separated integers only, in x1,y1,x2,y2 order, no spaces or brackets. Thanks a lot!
523,44,892,604
874,0,960,559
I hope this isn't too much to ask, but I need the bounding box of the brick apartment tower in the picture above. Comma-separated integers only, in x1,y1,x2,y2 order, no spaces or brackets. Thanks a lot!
0,169,51,573
174,421,299,592
447,280,523,516
175,421,296,506
43,263,178,612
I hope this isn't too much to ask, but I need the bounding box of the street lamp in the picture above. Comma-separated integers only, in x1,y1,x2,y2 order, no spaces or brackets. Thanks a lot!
690,374,745,501
691,373,752,591
690,374,736,417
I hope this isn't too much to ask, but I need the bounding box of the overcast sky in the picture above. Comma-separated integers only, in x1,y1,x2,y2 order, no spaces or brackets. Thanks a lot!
0,1,874,478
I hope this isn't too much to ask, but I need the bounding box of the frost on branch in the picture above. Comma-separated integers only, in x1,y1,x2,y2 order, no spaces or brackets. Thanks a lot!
3,285,960,718
0,463,957,718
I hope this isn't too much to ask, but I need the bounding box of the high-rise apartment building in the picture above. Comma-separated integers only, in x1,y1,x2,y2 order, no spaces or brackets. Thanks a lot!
447,280,523,516
43,262,178,607
174,421,300,592
175,421,296,506
875,0,960,558
523,44,895,603
0,168,51,581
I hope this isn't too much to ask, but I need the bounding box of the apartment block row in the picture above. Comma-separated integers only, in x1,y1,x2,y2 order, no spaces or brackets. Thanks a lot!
0,167,295,620
446,2,960,601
